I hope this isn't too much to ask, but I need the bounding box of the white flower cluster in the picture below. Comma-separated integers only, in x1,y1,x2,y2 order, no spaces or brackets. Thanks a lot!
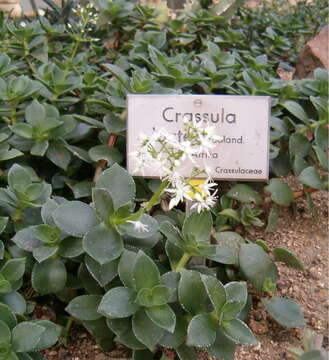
70,3,99,36
127,220,149,233
131,118,222,212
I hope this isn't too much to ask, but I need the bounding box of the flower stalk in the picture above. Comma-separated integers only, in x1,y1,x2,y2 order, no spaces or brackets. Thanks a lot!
174,252,192,271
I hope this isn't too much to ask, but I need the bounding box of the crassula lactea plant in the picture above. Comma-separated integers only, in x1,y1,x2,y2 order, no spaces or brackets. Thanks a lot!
1,0,324,358
4,97,306,360
63,119,260,359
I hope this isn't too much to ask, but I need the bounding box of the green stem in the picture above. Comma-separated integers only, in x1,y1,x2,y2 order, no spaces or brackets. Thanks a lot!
62,316,75,345
115,179,170,225
145,179,170,212
10,108,17,125
4,251,12,261
12,207,23,222
85,99,113,109
70,40,80,62
297,119,327,134
174,252,191,271
210,312,219,323
65,316,74,334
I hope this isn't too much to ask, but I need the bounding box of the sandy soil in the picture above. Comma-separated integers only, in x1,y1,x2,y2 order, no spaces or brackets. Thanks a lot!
235,189,328,360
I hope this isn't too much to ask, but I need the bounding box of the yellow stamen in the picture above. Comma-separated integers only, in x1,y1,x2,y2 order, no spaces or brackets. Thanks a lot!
188,179,206,199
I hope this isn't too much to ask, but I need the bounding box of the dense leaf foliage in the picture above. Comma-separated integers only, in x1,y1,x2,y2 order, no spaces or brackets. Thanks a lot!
0,0,328,358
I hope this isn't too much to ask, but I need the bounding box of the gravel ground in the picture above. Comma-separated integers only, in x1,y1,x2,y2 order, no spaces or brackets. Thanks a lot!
235,188,328,360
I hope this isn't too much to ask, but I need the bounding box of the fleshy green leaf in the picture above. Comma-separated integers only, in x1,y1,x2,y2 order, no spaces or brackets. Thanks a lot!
208,328,236,360
0,278,12,294
32,320,61,350
221,301,244,321
115,330,146,350
92,188,114,222
31,259,67,295
182,210,212,243
145,304,176,333
226,184,262,205
118,249,138,289
300,350,326,360
12,322,45,352
33,245,58,263
178,270,210,315
176,344,198,360
315,124,328,150
73,114,104,128
137,285,173,307
239,244,278,293
273,248,304,270
298,167,325,190
159,315,186,348
85,255,119,287
98,287,139,318
0,258,25,283
222,318,257,345
160,271,180,303
41,198,60,227
106,316,130,336
0,241,4,260
201,274,226,315
31,140,49,156
165,241,185,270
197,244,238,265
96,164,136,210
103,113,126,133
133,251,160,291
58,237,83,258
132,349,154,360
0,292,26,315
25,100,46,128
103,63,131,90
271,150,291,176
8,164,31,194
289,133,311,159
261,296,305,328
0,303,17,329
0,147,23,162
187,314,217,348
0,216,8,235
10,123,33,139
264,179,293,206
65,144,92,163
282,100,309,124
117,214,159,239
83,223,123,265
160,221,184,248
33,224,61,245
82,318,113,344
46,141,71,170
53,201,98,237
265,204,279,233
224,282,248,309
0,319,11,344
69,181,92,199
89,145,123,165
313,146,329,171
66,295,102,321
218,208,240,222
3,351,19,360
132,308,164,351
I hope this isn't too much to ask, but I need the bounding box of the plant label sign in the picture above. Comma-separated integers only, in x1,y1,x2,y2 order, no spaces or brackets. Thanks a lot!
127,94,271,181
